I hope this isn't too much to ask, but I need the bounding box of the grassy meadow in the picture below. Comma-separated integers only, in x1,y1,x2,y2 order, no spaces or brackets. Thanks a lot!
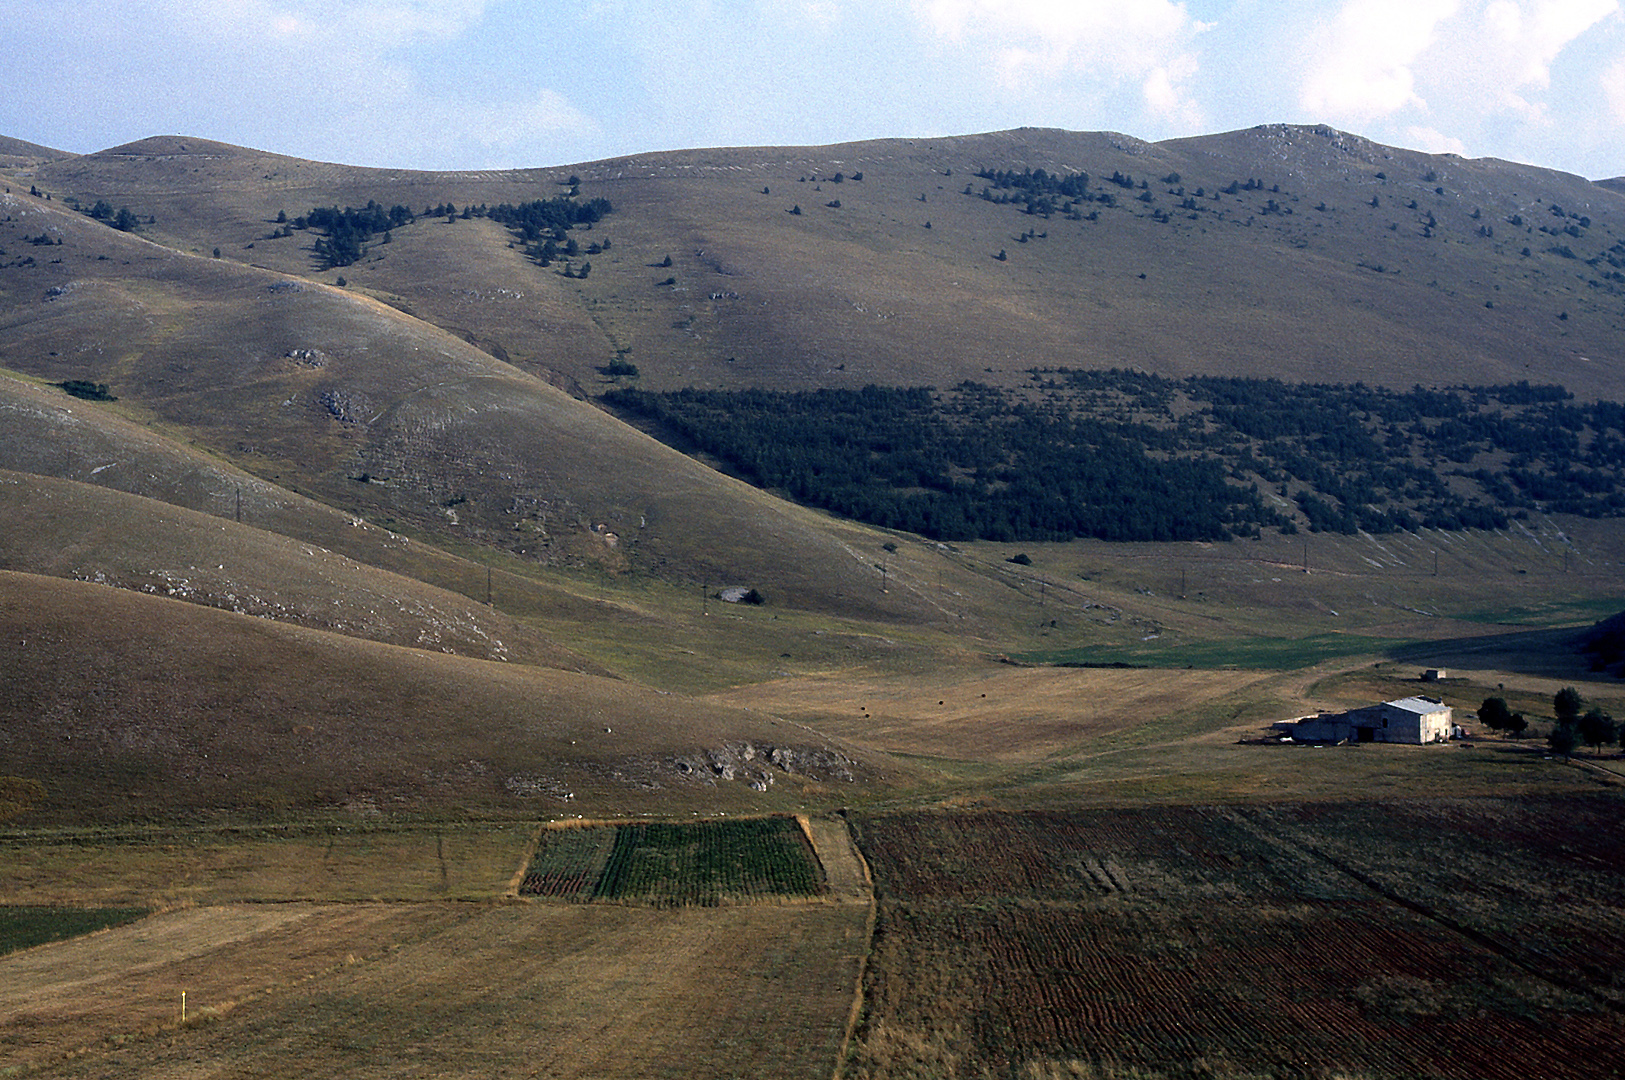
5,125,1625,1077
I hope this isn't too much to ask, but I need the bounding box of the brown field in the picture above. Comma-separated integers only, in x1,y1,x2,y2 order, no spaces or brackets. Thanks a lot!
846,795,1625,1080
0,823,533,906
1,901,869,1079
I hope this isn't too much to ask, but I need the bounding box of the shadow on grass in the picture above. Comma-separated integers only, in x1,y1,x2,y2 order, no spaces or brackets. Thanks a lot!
1386,625,1597,679
1023,623,1611,679
1022,633,1404,671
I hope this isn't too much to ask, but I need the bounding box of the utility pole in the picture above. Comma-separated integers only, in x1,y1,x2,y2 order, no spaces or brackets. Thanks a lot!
486,566,493,605
235,486,241,523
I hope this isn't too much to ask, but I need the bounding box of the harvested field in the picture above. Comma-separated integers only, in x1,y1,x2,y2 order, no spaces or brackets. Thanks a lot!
802,814,872,902
1,902,869,1079
847,794,1625,1080
0,903,443,1072
0,823,531,905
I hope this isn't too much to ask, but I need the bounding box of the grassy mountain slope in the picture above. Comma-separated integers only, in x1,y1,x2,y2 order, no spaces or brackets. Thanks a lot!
0,469,609,671
24,126,1625,401
0,372,677,646
0,571,902,824
0,190,953,619
4,127,1625,831
0,135,71,167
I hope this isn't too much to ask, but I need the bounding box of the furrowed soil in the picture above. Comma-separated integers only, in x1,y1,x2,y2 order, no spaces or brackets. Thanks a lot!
1,901,869,1079
846,793,1625,1080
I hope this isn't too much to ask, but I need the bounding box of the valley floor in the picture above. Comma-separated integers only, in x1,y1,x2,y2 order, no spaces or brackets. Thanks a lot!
5,786,1624,1079
2,902,868,1079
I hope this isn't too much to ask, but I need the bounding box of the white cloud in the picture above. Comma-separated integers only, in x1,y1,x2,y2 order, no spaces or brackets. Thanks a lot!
1299,0,1460,121
908,0,1200,117
460,90,601,152
1145,53,1203,123
30,0,595,167
1605,55,1625,120
1404,125,1471,154
174,0,490,48
1299,0,1617,142
1452,0,1618,117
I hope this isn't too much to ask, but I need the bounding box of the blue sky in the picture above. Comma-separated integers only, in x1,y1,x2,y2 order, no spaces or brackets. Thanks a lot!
6,1,1624,179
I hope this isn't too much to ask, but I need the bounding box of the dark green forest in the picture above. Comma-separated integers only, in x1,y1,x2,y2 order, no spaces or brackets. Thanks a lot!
603,372,1625,544
293,191,614,268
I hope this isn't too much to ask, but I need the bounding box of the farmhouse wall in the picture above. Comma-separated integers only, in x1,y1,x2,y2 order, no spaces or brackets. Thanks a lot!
1284,696,1452,745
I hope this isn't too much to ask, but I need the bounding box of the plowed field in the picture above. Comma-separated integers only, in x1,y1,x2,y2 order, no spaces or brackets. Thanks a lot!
848,794,1625,1079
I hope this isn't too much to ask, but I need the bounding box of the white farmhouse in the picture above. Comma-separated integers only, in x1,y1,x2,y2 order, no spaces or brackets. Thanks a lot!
1278,696,1454,745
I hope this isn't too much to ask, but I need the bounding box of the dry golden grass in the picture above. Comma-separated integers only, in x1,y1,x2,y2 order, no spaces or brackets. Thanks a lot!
1,901,869,1080
706,665,1277,764
0,469,609,671
0,571,907,825
25,128,1625,403
0,823,532,906
801,813,873,903
0,902,428,1072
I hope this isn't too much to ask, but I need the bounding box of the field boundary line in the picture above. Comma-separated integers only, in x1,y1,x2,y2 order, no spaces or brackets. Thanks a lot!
504,822,547,898
507,817,626,899
794,814,820,869
831,815,877,1080
1280,829,1625,1016
1566,755,1625,786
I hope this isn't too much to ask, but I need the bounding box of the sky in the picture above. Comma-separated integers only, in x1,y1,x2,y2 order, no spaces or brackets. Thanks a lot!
6,0,1625,179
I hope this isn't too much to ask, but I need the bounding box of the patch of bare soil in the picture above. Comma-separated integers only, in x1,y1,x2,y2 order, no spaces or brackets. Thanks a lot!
801,814,872,903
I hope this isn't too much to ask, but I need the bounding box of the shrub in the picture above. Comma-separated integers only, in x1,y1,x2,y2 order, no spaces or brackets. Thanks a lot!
57,380,116,402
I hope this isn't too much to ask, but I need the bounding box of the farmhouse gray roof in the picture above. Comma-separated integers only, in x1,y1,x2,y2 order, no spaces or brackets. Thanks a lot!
1385,696,1449,714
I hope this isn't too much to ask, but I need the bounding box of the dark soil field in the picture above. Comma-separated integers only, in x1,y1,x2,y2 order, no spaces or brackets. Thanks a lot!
847,795,1625,1080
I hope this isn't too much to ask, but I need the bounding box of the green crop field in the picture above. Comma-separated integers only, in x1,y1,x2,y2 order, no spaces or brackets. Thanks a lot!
520,817,827,906
0,906,148,956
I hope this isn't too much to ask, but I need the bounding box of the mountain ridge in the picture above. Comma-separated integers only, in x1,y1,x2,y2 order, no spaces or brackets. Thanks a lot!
4,123,1624,823
22,122,1620,402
